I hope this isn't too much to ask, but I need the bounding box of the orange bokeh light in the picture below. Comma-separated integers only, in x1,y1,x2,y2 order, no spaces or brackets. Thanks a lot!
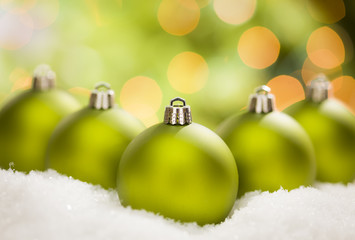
120,76,163,126
307,0,345,24
238,26,280,69
167,51,209,94
158,0,200,36
306,26,345,69
301,58,342,86
213,0,256,25
10,68,32,92
331,76,355,113
267,75,305,111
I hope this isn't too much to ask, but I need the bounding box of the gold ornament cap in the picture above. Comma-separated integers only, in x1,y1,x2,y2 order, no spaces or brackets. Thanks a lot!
89,82,115,110
32,64,56,91
164,97,192,125
306,74,330,103
248,85,276,114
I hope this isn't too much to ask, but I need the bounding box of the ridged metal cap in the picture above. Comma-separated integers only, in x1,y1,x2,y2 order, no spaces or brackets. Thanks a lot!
32,64,56,91
164,97,192,125
89,82,115,110
248,85,276,114
306,74,330,103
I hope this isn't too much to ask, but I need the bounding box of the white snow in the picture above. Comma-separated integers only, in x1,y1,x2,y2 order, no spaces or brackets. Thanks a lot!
0,169,354,240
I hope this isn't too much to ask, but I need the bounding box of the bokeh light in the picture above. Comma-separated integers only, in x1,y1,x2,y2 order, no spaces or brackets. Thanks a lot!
167,51,209,94
0,12,33,50
307,0,345,24
9,68,31,92
238,26,280,69
267,75,305,111
302,58,343,85
196,0,210,8
213,0,256,25
158,0,200,36
120,76,163,127
331,76,355,113
306,26,345,69
0,0,37,13
27,0,59,29
68,87,91,97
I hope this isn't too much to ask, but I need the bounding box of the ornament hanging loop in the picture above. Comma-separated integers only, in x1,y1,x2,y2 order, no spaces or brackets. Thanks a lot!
164,97,192,125
170,97,186,107
89,82,115,110
306,74,330,103
32,64,56,91
248,85,276,114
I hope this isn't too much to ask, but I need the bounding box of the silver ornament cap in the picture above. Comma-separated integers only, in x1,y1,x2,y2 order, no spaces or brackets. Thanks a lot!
32,64,56,91
164,97,192,125
306,74,330,103
89,82,115,110
248,85,276,114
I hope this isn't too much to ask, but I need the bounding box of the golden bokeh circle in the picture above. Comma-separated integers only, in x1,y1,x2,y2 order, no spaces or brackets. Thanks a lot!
167,51,209,94
238,26,280,69
214,0,256,25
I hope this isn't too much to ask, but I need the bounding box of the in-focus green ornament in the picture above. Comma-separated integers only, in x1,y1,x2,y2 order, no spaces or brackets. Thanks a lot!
46,82,144,189
117,97,238,225
284,76,355,183
217,86,316,197
0,65,81,172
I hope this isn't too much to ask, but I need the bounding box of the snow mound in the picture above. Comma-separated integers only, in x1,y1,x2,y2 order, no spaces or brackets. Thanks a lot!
0,169,354,240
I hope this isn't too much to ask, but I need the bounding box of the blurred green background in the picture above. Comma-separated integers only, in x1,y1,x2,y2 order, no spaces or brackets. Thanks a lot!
0,0,354,129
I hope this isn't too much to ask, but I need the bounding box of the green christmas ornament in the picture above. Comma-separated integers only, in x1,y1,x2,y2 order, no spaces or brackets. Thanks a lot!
117,97,238,225
284,76,355,183
46,82,144,189
0,65,81,172
217,85,316,197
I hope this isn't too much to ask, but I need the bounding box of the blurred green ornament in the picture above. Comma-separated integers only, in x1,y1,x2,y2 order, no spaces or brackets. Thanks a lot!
285,76,355,183
117,97,238,225
0,65,81,172
217,86,316,197
47,82,144,189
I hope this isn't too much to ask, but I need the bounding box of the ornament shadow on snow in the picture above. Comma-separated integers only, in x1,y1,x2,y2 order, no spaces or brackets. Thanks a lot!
217,85,316,198
284,75,355,183
117,97,238,225
46,82,144,189
0,64,81,172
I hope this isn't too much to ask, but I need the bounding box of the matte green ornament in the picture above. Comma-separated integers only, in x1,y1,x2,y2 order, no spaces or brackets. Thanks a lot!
217,86,316,198
117,97,238,225
284,76,355,183
46,82,144,189
0,65,81,172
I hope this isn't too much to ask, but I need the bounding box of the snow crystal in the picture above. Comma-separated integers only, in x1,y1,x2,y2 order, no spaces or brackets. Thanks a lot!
0,169,354,240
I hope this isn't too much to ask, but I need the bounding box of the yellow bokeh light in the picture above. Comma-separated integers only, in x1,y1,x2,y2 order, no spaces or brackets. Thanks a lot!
0,12,33,50
213,0,256,25
307,26,345,69
68,87,91,97
307,0,345,24
10,68,31,92
301,58,342,86
331,76,355,114
167,51,209,94
158,0,200,36
0,0,37,13
195,0,210,8
267,75,305,111
120,76,163,124
238,26,280,69
27,0,59,29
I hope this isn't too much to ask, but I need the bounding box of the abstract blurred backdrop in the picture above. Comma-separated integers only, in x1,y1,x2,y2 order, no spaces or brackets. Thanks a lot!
0,0,354,128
